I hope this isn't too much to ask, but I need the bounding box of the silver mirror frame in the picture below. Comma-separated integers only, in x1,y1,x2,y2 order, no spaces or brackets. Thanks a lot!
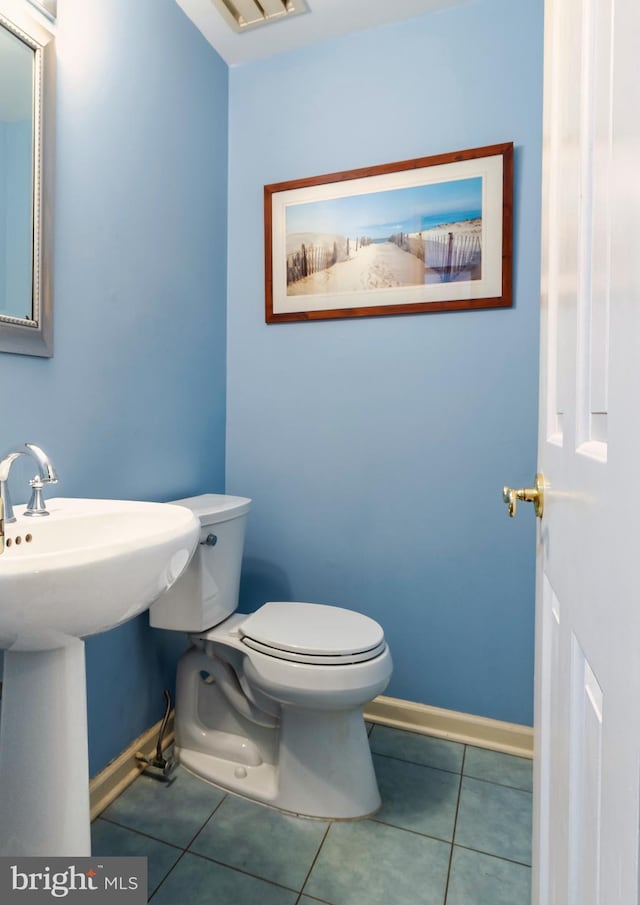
0,8,54,357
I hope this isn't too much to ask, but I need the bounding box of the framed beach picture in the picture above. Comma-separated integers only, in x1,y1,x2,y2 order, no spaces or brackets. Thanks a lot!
264,142,513,323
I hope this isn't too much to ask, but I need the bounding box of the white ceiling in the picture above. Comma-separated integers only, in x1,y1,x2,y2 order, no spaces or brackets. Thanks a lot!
175,0,469,67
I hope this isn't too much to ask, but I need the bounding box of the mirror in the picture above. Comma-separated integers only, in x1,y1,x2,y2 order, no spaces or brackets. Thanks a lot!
0,7,54,357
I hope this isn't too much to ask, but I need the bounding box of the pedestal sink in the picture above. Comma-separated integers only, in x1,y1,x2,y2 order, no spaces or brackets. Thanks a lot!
0,498,199,856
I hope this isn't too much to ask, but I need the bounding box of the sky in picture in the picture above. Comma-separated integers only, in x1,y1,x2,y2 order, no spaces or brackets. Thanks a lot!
286,176,483,239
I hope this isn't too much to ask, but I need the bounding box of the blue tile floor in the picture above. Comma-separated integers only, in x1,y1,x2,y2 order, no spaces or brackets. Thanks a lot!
92,724,532,905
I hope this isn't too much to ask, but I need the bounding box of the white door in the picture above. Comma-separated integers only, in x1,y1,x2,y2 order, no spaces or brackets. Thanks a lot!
529,0,640,902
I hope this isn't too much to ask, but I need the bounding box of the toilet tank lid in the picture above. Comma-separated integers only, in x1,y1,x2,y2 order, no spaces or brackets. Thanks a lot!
172,493,251,525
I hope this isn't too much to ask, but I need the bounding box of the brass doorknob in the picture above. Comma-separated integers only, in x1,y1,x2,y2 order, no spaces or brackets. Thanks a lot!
503,473,544,518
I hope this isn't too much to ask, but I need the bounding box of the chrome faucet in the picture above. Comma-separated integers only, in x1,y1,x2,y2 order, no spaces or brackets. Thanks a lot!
0,443,58,523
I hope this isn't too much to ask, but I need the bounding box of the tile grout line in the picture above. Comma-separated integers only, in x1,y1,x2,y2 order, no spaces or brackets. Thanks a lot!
102,790,229,850
373,749,532,792
453,842,532,869
97,815,187,851
295,893,334,905
181,790,328,896
295,822,333,904
371,750,464,778
148,849,189,902
369,815,455,846
460,771,533,794
184,792,229,849
462,778,532,793
144,793,229,902
294,892,332,905
443,743,467,905
180,848,302,895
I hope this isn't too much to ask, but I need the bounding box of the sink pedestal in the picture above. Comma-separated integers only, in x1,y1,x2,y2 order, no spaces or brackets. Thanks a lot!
0,641,91,855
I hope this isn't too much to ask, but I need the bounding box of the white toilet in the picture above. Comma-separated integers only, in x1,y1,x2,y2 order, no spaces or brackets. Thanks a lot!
150,493,392,819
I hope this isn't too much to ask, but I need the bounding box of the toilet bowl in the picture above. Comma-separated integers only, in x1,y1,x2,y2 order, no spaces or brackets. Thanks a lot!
150,493,392,819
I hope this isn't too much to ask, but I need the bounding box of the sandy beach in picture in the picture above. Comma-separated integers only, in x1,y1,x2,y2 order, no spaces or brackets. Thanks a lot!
285,179,483,297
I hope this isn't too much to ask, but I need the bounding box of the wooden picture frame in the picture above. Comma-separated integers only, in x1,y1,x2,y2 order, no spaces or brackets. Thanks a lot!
265,142,513,323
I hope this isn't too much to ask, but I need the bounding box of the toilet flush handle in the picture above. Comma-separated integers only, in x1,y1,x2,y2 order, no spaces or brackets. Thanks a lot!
201,533,217,546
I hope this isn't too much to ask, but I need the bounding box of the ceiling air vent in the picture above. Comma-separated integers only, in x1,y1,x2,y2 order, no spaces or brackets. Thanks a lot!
212,0,309,33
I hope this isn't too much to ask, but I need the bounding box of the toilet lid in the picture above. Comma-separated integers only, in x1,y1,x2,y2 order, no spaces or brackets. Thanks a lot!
239,602,386,665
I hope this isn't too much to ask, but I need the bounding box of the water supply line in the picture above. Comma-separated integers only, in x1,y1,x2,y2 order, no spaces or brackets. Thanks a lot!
135,689,176,778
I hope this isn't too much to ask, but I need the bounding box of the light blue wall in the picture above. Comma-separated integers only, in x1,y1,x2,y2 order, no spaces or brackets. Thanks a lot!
0,0,228,775
227,0,543,726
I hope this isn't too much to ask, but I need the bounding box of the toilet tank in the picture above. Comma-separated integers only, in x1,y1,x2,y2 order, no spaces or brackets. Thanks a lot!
149,494,251,633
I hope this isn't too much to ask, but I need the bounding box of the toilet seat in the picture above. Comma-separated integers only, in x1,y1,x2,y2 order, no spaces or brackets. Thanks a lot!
239,602,387,666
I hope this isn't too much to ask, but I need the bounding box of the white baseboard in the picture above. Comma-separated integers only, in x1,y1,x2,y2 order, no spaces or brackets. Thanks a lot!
89,714,175,820
364,695,533,759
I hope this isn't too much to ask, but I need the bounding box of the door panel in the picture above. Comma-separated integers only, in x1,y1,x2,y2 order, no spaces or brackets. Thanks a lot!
568,639,603,905
534,0,640,901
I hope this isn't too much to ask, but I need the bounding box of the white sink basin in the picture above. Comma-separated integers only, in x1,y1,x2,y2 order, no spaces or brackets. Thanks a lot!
0,496,199,857
0,497,199,649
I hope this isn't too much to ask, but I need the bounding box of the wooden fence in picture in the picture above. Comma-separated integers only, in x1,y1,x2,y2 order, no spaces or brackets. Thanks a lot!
287,243,337,285
390,230,482,282
423,232,482,282
286,237,372,285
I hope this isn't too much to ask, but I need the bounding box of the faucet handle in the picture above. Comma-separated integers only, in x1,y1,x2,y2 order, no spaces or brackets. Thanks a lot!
23,443,58,517
24,476,50,518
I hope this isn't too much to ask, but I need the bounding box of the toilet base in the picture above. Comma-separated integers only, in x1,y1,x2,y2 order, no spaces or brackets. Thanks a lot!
177,706,381,820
